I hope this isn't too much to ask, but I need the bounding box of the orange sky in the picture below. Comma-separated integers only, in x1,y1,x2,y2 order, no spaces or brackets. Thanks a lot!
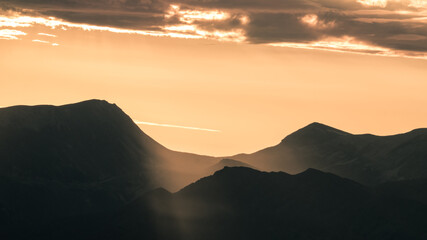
1,5,427,156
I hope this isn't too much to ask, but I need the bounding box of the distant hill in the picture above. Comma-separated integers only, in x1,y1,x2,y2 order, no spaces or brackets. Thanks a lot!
104,167,427,240
231,122,427,185
206,158,256,174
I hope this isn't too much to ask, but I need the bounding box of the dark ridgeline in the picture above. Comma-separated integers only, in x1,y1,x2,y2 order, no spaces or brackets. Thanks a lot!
104,167,427,240
205,158,257,174
231,122,427,185
0,100,426,239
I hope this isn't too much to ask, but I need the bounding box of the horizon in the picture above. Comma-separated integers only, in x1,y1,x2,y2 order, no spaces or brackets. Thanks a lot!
1,99,426,157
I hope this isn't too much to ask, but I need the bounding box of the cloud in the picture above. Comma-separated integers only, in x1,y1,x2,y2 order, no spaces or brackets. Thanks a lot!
0,12,225,41
32,39,59,45
1,0,427,58
134,121,221,132
32,39,49,43
37,32,56,37
0,28,26,39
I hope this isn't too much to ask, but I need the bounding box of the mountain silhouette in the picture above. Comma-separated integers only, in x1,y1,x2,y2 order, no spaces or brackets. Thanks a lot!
206,158,256,175
104,167,427,240
0,100,215,238
1,100,427,239
0,100,163,237
231,122,427,185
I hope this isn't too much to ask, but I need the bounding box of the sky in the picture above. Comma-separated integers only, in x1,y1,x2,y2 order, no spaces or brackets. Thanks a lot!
1,0,427,156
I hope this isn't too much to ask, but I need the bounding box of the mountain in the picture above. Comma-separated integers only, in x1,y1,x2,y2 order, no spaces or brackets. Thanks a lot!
2,100,426,192
0,100,216,238
231,122,427,185
206,158,256,174
376,177,427,205
1,100,427,239
0,100,160,236
104,167,427,240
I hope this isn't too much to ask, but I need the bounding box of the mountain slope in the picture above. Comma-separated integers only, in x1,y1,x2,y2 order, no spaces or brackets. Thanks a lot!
105,167,427,240
0,100,216,238
376,177,427,205
0,100,163,234
231,122,427,185
0,99,161,182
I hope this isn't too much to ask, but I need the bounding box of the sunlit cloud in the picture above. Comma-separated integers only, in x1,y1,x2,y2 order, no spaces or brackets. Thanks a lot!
357,0,389,7
32,39,59,46
0,29,26,40
270,36,427,59
163,4,247,42
32,39,49,44
38,32,56,37
163,24,245,42
300,14,335,29
166,4,230,24
0,10,244,42
135,121,221,132
163,24,197,32
409,0,427,8
357,0,427,8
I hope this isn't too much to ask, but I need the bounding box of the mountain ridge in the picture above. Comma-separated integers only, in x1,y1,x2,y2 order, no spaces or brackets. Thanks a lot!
1,100,427,239
105,167,427,240
230,122,427,185
1,99,426,188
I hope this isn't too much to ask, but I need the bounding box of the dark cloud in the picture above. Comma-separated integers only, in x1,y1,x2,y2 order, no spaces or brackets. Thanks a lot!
245,13,321,43
177,0,318,10
2,0,427,55
41,9,167,29
2,0,172,29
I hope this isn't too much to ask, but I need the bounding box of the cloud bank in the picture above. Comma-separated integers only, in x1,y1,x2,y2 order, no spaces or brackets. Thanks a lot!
1,0,427,58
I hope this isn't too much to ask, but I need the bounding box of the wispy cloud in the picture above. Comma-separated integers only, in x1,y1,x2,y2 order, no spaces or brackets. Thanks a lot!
37,32,56,37
32,39,59,46
32,39,49,43
269,36,427,59
135,121,221,132
0,28,26,40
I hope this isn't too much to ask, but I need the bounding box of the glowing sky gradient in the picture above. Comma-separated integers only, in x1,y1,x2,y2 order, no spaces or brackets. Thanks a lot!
1,0,427,155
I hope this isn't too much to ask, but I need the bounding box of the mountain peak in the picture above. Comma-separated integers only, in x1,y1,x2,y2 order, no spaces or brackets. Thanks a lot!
60,99,120,111
302,122,348,134
76,99,110,104
71,99,113,106
295,168,337,179
298,167,325,175
281,122,350,144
